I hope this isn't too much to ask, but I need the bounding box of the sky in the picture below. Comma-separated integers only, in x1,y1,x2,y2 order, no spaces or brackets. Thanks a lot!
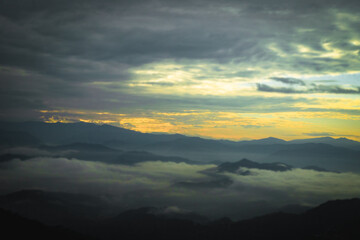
1,0,360,141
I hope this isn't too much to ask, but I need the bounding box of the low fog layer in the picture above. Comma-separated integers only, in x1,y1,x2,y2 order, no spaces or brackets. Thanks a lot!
1,155,359,219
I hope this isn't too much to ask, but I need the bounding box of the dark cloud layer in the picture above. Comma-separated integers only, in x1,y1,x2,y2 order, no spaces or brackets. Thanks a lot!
270,77,305,86
0,0,360,122
257,83,360,94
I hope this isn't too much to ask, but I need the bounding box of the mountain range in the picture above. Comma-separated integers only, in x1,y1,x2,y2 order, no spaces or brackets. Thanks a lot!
1,121,359,172
1,121,359,149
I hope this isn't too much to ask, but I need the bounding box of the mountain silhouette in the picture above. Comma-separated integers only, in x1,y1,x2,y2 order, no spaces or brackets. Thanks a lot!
268,143,360,172
0,153,33,163
0,207,94,240
91,198,360,240
0,129,41,147
1,121,360,173
0,190,107,226
289,137,360,150
2,189,360,240
238,137,287,145
217,158,292,174
112,150,194,165
41,142,118,152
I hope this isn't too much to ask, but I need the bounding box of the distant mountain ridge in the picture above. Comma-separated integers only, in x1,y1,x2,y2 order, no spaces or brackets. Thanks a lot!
237,137,287,145
217,158,292,174
0,129,42,147
1,121,359,149
41,142,118,152
114,206,209,223
0,121,188,146
1,121,359,172
216,159,334,175
289,137,360,150
112,150,195,165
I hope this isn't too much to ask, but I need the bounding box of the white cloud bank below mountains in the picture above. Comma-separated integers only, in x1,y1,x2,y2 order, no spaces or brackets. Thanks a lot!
1,157,360,218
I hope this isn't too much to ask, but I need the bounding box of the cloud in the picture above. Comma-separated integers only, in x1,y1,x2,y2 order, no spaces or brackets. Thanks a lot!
1,155,360,219
304,132,334,137
270,77,306,86
224,168,360,205
256,83,360,94
1,0,360,140
314,84,360,94
0,157,214,199
304,132,357,137
256,84,303,93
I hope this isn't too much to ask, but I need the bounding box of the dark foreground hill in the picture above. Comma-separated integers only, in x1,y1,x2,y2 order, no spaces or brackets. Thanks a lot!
0,208,94,240
2,190,360,240
85,198,360,240
0,190,107,226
